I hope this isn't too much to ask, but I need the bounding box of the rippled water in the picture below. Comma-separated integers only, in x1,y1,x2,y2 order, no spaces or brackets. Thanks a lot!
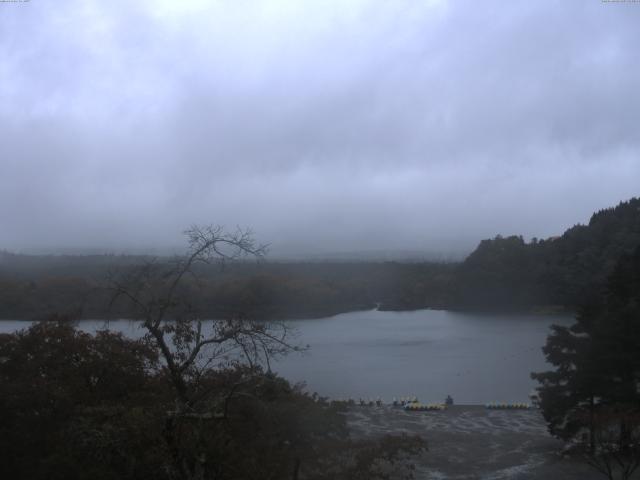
275,309,572,404
0,308,572,404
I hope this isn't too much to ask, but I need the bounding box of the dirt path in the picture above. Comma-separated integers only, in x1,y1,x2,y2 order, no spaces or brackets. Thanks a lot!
345,405,614,479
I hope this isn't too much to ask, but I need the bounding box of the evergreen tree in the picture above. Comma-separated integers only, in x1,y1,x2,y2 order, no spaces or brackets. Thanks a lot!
532,246,640,477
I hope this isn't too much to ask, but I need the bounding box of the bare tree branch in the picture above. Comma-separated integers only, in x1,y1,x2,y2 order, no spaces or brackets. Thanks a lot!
107,225,296,408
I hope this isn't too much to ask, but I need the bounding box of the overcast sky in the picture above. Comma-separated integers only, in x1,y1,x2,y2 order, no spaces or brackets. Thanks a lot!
1,0,639,257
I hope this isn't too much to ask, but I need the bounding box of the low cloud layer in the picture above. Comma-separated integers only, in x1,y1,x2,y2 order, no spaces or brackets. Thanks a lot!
1,0,639,257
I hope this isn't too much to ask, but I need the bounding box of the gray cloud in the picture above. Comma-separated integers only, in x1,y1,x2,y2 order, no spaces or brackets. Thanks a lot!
1,0,639,256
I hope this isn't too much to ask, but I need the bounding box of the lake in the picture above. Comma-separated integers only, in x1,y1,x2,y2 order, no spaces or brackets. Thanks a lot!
0,308,572,404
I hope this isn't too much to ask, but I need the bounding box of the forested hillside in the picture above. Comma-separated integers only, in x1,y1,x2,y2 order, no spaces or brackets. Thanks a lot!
454,197,640,310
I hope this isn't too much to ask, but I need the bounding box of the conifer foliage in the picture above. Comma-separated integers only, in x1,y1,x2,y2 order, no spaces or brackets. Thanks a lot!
532,245,640,479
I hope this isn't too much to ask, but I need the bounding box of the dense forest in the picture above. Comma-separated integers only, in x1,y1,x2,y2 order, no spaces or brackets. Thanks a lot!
0,197,638,320
0,255,454,320
454,197,640,311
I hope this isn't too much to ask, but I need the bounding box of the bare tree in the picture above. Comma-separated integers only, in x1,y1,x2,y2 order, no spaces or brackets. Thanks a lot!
109,225,301,480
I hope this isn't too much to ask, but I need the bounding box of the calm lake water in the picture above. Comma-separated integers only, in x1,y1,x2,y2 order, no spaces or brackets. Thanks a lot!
0,309,572,404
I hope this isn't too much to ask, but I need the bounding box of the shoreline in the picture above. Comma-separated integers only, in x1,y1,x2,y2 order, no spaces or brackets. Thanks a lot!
346,405,602,479
0,304,574,322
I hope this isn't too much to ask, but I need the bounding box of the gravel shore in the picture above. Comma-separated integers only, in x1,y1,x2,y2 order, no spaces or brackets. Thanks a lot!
345,405,612,479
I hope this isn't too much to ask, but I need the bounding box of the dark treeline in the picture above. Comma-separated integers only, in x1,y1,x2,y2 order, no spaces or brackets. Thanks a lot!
531,244,640,478
0,255,455,320
0,319,426,480
1,197,639,320
454,197,640,311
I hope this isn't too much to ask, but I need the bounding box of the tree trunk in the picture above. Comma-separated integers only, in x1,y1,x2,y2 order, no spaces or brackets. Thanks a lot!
292,457,301,480
589,395,595,454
